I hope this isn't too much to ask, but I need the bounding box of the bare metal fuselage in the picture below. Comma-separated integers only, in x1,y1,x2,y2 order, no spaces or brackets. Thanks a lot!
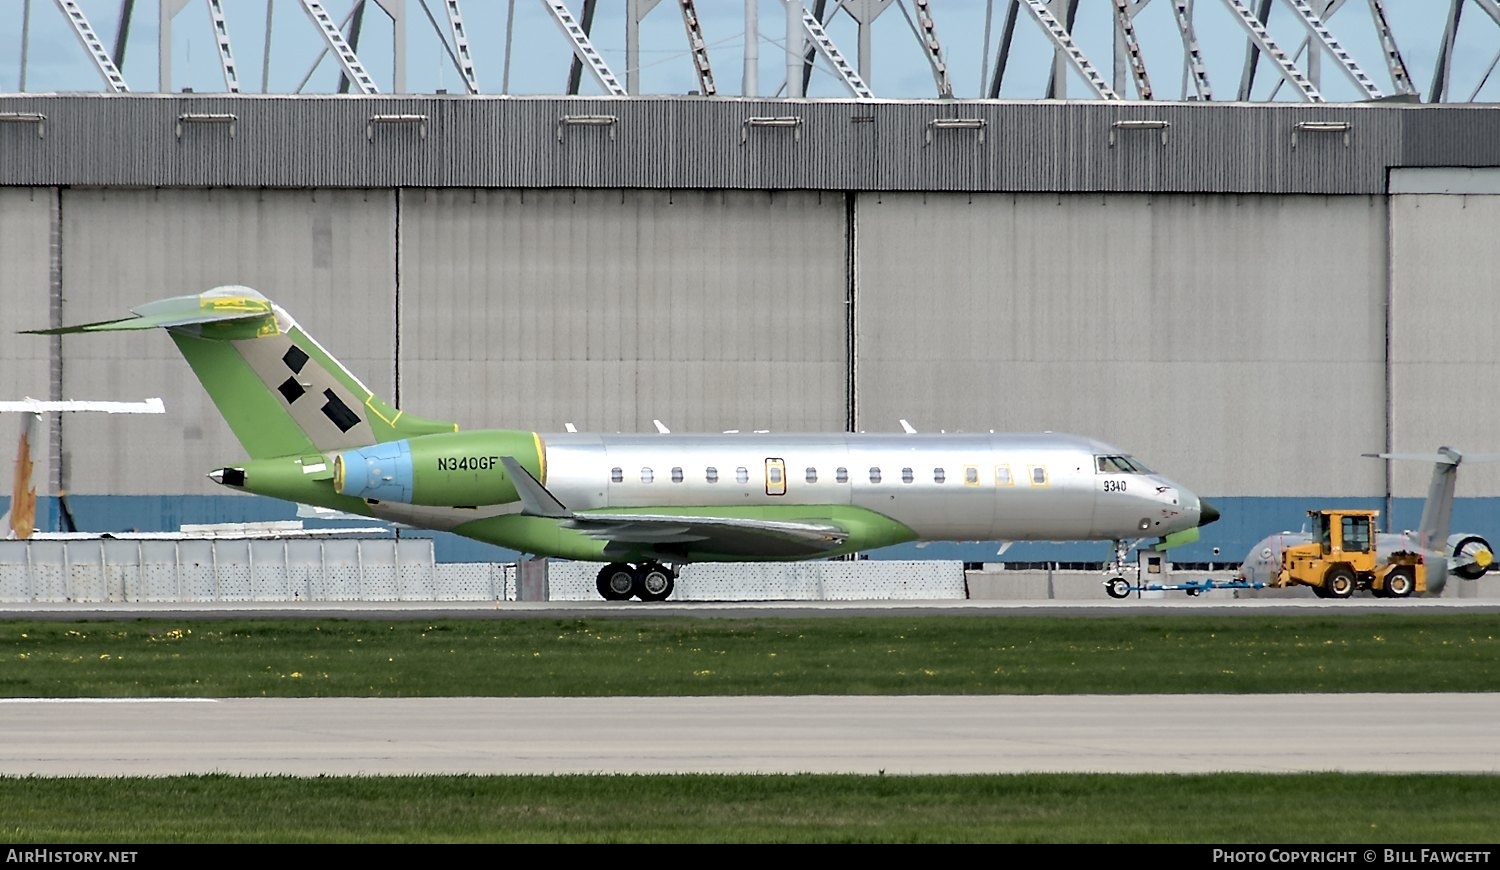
537,430,1199,543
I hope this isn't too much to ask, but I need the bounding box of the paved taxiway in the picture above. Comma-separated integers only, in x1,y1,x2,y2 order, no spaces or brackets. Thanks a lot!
2,693,1497,777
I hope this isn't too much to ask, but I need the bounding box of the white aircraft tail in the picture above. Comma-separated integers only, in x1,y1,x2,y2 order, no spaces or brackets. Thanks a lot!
1364,447,1500,592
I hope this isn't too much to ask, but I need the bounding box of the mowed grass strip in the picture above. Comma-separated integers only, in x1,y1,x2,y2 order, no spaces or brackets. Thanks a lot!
0,772,1497,843
1,614,1496,697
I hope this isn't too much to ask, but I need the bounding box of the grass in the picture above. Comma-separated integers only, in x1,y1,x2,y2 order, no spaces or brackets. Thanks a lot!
2,772,1497,844
2,612,1497,843
2,613,1497,697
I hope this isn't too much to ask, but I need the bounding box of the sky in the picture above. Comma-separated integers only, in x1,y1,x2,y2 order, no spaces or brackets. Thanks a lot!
1,1,1497,103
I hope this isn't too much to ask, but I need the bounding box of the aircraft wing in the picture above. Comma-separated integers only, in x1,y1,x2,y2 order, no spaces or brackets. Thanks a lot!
567,512,847,548
499,457,849,557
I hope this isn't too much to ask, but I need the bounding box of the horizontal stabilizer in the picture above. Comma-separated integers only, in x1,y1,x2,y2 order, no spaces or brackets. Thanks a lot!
24,288,277,336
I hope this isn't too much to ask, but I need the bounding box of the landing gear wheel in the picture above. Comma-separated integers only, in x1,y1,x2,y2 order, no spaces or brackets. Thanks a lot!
1385,566,1416,599
1105,577,1131,599
1324,566,1356,600
596,563,636,601
634,562,676,602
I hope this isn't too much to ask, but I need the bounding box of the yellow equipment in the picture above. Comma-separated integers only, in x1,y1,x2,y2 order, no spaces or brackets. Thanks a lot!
1273,509,1427,599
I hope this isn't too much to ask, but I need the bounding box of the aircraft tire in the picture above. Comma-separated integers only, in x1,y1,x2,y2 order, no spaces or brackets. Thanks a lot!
1104,578,1131,599
596,563,637,601
1385,566,1416,599
1324,566,1356,600
635,563,675,602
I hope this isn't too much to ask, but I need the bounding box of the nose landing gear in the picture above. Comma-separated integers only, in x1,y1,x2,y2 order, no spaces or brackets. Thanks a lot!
595,561,678,601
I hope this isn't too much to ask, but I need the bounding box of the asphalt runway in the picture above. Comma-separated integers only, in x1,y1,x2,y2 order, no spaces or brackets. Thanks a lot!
2,693,1497,777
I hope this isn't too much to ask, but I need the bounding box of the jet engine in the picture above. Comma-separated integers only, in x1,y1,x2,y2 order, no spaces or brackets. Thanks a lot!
332,430,540,506
1448,534,1494,580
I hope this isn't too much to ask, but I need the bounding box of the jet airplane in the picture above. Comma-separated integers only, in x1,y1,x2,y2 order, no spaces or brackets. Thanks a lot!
29,286,1220,601
1235,447,1495,595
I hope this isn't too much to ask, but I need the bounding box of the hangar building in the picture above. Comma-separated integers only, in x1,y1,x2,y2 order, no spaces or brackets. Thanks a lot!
3,92,1499,565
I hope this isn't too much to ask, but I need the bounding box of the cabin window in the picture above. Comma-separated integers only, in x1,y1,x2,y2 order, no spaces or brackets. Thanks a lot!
641,467,654,484
964,465,980,486
671,467,684,483
736,467,749,484
706,466,719,483
769,465,783,484
901,467,914,484
836,467,849,483
1030,466,1048,486
995,465,1014,486
610,467,623,484
933,468,946,484
806,467,818,483
869,467,882,484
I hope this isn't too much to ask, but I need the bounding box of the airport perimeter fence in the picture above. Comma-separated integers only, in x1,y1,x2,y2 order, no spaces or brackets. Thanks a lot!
12,538,1491,602
0,538,969,603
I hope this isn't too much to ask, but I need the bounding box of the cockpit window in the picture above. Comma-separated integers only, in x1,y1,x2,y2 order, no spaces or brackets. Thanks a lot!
1096,455,1153,474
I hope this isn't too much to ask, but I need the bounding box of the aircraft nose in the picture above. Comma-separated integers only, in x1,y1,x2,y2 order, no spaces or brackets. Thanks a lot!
1199,499,1221,527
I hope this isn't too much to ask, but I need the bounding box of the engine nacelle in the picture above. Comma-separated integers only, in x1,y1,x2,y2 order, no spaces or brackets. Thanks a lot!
1448,534,1494,580
332,430,541,506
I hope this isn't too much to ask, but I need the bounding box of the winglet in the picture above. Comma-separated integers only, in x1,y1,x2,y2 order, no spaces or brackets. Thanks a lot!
499,457,570,518
900,419,917,434
653,419,670,434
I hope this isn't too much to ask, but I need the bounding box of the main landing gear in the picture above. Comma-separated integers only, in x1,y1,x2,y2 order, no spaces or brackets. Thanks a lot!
595,561,677,602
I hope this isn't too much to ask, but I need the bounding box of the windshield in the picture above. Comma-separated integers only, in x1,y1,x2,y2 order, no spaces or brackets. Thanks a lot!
1096,454,1153,474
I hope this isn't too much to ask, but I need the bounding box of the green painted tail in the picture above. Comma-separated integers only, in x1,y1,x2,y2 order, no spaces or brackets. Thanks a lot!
30,286,456,459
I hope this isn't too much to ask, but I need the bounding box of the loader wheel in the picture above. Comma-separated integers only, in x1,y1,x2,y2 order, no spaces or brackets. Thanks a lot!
1324,566,1356,600
1385,566,1416,599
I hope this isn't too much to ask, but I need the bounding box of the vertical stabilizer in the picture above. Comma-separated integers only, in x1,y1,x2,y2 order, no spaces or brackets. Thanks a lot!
1413,447,1462,590
27,287,457,460
1367,446,1474,593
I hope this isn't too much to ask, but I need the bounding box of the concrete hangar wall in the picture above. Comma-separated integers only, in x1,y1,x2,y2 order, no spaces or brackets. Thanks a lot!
2,94,1500,565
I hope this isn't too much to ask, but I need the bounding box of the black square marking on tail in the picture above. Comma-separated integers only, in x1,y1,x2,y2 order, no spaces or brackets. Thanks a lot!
321,389,361,433
278,377,306,404
283,345,310,373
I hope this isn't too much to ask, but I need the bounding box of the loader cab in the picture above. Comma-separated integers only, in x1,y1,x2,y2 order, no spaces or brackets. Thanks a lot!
1314,509,1374,556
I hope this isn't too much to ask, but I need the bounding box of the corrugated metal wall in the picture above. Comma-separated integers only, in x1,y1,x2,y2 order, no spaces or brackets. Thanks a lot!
1,95,1486,194
397,188,847,433
1389,182,1500,498
0,188,56,512
854,192,1388,498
